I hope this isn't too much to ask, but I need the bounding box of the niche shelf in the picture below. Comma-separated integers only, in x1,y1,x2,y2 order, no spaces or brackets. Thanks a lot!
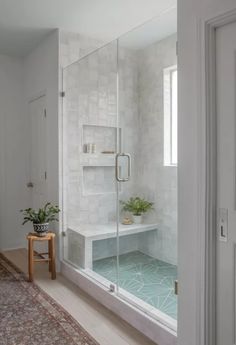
81,124,123,195
81,153,116,167
82,124,121,160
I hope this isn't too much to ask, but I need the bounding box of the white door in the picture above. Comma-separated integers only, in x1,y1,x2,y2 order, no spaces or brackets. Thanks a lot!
28,95,47,209
216,21,236,345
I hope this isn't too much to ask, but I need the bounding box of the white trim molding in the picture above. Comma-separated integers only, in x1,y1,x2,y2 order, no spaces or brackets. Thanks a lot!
200,8,236,345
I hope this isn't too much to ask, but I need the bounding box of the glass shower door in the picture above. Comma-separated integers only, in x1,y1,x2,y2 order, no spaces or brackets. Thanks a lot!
116,20,178,326
62,40,120,289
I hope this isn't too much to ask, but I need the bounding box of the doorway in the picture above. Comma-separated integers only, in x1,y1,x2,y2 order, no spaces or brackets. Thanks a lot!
204,11,236,345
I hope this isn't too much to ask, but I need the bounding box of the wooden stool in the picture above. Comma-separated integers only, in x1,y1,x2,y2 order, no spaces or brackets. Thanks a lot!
27,232,56,282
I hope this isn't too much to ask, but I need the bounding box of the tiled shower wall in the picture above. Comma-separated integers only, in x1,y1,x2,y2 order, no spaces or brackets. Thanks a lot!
137,34,177,265
61,32,139,228
60,31,103,68
61,31,177,265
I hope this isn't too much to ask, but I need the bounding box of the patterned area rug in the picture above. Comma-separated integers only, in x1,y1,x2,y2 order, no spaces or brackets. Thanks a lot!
0,253,99,345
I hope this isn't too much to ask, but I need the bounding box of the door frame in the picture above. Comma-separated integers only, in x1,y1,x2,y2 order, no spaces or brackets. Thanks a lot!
200,8,236,345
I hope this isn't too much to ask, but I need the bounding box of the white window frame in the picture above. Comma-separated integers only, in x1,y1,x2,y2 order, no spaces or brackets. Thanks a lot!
163,65,178,167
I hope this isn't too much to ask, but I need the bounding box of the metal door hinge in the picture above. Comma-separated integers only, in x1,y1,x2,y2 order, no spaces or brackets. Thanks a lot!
62,231,66,237
44,109,47,117
44,171,47,180
109,284,115,293
174,280,178,295
60,91,65,98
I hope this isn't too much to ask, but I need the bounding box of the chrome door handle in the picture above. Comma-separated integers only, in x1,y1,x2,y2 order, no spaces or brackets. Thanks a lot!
115,153,131,182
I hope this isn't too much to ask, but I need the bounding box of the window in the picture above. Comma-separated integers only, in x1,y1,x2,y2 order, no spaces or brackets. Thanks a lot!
163,65,178,166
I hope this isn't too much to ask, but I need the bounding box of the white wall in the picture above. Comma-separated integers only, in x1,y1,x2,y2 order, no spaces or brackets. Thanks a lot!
0,30,59,253
0,54,30,250
178,0,236,344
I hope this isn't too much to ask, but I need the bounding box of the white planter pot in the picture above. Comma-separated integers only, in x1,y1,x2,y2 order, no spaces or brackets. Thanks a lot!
33,222,49,237
133,215,142,224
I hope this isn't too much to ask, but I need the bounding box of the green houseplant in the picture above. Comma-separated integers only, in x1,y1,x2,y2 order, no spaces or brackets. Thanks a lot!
120,197,154,224
20,202,60,237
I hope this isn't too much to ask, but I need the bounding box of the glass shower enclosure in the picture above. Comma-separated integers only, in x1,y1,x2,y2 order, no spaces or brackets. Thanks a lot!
62,16,177,329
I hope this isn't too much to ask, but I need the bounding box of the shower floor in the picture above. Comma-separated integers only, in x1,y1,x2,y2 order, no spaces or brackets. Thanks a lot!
93,251,177,319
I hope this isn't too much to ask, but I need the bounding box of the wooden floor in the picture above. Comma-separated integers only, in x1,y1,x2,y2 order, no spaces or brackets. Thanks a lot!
3,249,157,345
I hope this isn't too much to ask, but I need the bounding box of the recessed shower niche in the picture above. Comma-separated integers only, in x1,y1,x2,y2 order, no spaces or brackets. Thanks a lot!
82,124,121,155
81,124,122,195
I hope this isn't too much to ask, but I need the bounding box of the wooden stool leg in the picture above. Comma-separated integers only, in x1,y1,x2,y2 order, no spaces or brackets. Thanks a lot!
50,237,56,280
48,240,52,272
28,238,33,282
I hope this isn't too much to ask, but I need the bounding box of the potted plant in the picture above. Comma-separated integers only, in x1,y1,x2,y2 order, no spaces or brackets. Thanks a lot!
120,197,154,224
20,202,60,237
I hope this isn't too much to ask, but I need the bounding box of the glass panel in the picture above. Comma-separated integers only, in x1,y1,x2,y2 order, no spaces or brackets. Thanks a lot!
61,11,177,331
62,41,119,287
117,15,178,326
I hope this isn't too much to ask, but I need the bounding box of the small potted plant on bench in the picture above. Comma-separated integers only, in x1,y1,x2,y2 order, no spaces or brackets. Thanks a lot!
20,202,60,237
120,197,154,224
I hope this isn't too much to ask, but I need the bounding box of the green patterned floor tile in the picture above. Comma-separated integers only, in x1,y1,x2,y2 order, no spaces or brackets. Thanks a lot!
93,251,177,320
118,278,143,293
119,251,155,266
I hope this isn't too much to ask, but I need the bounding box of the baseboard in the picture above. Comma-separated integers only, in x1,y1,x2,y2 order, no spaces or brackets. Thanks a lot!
0,245,27,252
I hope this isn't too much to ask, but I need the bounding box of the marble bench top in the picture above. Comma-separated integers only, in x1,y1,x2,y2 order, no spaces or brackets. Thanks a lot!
67,222,158,241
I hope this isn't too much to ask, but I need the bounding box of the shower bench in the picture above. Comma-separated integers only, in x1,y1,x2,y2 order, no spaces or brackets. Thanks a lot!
66,222,158,269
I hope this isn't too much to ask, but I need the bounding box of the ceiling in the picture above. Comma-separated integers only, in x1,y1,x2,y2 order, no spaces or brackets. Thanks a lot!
119,8,176,49
0,0,177,57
